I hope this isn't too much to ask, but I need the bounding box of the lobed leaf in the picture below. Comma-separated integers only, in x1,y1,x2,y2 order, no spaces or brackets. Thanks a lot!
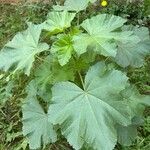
22,97,57,149
73,14,139,57
116,118,140,147
35,56,75,85
43,11,76,34
115,26,150,67
48,62,134,150
0,23,49,75
116,86,150,146
53,0,97,12
51,34,74,66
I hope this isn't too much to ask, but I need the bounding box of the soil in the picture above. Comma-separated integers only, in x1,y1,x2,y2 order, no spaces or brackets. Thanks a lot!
0,0,49,3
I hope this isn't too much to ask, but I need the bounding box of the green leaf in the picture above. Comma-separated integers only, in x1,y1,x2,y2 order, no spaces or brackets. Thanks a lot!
115,26,150,67
48,62,133,150
116,117,143,146
53,0,97,12
116,85,150,146
35,57,53,90
115,87,149,146
69,26,82,36
121,85,150,116
22,97,57,149
43,11,76,34
25,80,52,102
73,14,138,57
26,80,37,98
35,56,75,87
0,23,49,75
51,35,74,66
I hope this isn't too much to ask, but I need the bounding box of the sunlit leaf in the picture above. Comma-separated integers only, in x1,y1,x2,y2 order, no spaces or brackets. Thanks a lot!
73,14,139,57
43,11,76,34
51,35,74,66
0,23,49,75
53,0,97,12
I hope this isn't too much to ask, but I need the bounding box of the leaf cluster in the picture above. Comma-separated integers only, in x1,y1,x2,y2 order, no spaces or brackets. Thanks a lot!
0,0,150,150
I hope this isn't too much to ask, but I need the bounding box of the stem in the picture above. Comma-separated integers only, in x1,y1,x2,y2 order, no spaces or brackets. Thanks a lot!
104,56,110,63
0,109,6,117
36,55,47,62
77,12,80,26
72,55,85,89
78,71,85,90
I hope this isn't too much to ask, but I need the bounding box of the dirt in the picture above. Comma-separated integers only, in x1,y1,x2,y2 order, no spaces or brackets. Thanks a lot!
0,0,50,4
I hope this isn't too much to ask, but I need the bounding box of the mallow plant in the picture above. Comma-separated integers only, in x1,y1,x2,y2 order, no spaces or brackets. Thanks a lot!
0,0,150,149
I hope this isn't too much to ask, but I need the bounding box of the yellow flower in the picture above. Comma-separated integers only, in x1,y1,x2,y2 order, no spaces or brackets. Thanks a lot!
101,0,108,7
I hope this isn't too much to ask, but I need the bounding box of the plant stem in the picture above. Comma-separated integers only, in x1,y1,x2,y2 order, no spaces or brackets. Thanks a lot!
77,12,80,26
78,71,85,90
72,55,84,89
36,55,50,64
0,109,6,117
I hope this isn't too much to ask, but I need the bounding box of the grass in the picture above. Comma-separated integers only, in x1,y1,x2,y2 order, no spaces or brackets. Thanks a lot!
0,1,150,150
